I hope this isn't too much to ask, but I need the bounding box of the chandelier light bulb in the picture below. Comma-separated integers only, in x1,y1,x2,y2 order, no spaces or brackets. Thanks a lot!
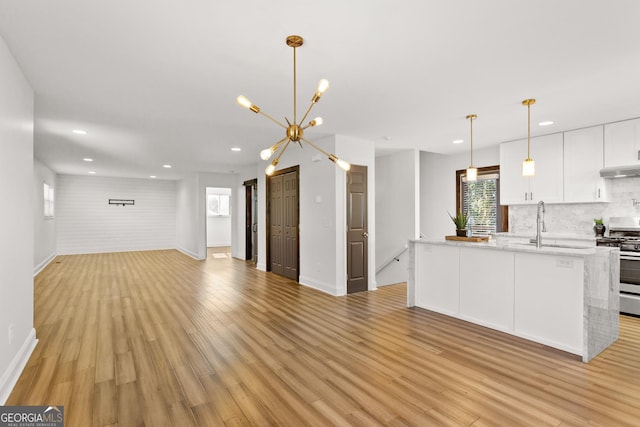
317,79,330,94
310,117,323,127
237,95,252,109
265,158,279,176
336,158,351,171
260,147,275,161
329,154,351,171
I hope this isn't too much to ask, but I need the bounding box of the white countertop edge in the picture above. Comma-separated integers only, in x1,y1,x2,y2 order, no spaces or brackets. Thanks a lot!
410,238,617,257
492,232,597,242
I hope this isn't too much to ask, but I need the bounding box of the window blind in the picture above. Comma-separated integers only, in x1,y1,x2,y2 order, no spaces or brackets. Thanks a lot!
462,174,497,236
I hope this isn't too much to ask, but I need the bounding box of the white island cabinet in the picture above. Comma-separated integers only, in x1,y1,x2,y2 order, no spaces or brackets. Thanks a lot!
408,240,619,362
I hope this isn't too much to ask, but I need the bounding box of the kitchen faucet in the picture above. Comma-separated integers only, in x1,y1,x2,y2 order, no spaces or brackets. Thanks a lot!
535,200,545,248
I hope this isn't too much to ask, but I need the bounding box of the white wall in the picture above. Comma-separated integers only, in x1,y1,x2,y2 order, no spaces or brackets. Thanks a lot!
176,173,200,258
206,187,232,247
33,158,57,274
421,145,500,240
0,34,36,404
56,175,177,254
375,149,420,286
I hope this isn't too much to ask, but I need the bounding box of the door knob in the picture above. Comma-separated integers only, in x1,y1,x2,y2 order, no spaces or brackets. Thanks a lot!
363,232,369,238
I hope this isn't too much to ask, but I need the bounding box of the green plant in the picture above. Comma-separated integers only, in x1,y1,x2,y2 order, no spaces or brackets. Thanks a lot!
448,211,468,229
594,218,604,225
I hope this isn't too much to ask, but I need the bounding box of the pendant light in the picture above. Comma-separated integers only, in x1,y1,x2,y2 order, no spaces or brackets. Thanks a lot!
522,98,536,176
466,114,477,181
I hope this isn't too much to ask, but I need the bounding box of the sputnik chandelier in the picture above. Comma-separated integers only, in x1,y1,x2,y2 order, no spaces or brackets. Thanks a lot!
236,35,351,175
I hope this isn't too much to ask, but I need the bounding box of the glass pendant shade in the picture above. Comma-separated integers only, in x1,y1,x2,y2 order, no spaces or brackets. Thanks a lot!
522,158,535,176
466,166,478,181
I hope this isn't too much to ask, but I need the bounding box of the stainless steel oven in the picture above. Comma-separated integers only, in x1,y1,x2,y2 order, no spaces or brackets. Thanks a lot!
597,217,640,316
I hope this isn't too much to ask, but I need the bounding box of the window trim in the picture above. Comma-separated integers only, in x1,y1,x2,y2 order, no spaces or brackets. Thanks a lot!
455,165,508,233
43,182,55,220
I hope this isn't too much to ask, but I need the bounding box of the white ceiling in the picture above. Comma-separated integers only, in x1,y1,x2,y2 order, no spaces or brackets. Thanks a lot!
1,0,640,180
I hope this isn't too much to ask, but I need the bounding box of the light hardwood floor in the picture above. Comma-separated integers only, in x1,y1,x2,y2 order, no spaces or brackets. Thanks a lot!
8,249,640,426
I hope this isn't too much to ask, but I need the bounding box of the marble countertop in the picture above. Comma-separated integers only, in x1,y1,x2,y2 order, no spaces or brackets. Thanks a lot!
411,238,616,258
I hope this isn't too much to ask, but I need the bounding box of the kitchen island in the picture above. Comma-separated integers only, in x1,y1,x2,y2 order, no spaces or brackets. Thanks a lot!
408,239,619,362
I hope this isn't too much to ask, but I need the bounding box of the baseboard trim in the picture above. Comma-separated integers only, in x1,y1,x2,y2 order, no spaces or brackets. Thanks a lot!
33,252,57,276
298,275,338,296
0,328,38,405
177,247,204,260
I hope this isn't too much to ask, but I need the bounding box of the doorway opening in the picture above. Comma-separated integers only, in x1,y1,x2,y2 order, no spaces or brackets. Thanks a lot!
205,187,232,258
243,179,258,263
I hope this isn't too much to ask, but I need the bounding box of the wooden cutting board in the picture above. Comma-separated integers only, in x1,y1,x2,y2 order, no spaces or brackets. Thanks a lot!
445,235,490,242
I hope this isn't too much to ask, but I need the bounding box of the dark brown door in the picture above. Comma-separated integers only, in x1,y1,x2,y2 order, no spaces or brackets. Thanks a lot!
268,167,299,281
347,165,368,293
282,171,298,280
243,179,257,263
270,174,284,276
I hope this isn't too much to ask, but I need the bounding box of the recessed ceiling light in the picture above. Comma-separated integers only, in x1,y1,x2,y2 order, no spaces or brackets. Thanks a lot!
73,129,87,135
150,175,157,179
538,121,554,126
83,158,93,162
231,147,242,152
452,139,464,144
88,171,96,174
163,164,172,168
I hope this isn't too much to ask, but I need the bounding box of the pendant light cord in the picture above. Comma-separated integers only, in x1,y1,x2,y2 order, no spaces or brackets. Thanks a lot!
527,102,531,158
470,116,474,165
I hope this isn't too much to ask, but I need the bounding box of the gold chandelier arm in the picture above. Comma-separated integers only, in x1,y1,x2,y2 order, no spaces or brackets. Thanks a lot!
301,137,331,157
274,139,291,162
302,137,350,171
298,101,318,128
258,110,288,129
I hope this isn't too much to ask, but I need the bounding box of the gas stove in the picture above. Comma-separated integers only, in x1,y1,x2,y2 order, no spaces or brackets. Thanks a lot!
598,217,640,316
596,217,640,253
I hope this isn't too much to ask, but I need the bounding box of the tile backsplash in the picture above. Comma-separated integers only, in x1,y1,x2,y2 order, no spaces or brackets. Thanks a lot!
508,177,640,237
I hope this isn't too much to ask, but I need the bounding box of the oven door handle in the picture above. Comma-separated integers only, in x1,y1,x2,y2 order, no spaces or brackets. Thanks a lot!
620,255,640,261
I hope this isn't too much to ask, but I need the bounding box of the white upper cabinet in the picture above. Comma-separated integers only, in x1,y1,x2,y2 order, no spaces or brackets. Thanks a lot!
564,126,607,203
500,133,564,205
604,118,640,167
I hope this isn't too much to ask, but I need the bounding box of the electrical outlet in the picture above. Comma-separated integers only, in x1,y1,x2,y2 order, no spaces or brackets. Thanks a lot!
8,323,14,345
556,258,574,269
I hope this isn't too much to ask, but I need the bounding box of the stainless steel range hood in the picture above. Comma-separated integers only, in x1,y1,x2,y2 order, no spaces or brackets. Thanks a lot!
600,165,640,178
